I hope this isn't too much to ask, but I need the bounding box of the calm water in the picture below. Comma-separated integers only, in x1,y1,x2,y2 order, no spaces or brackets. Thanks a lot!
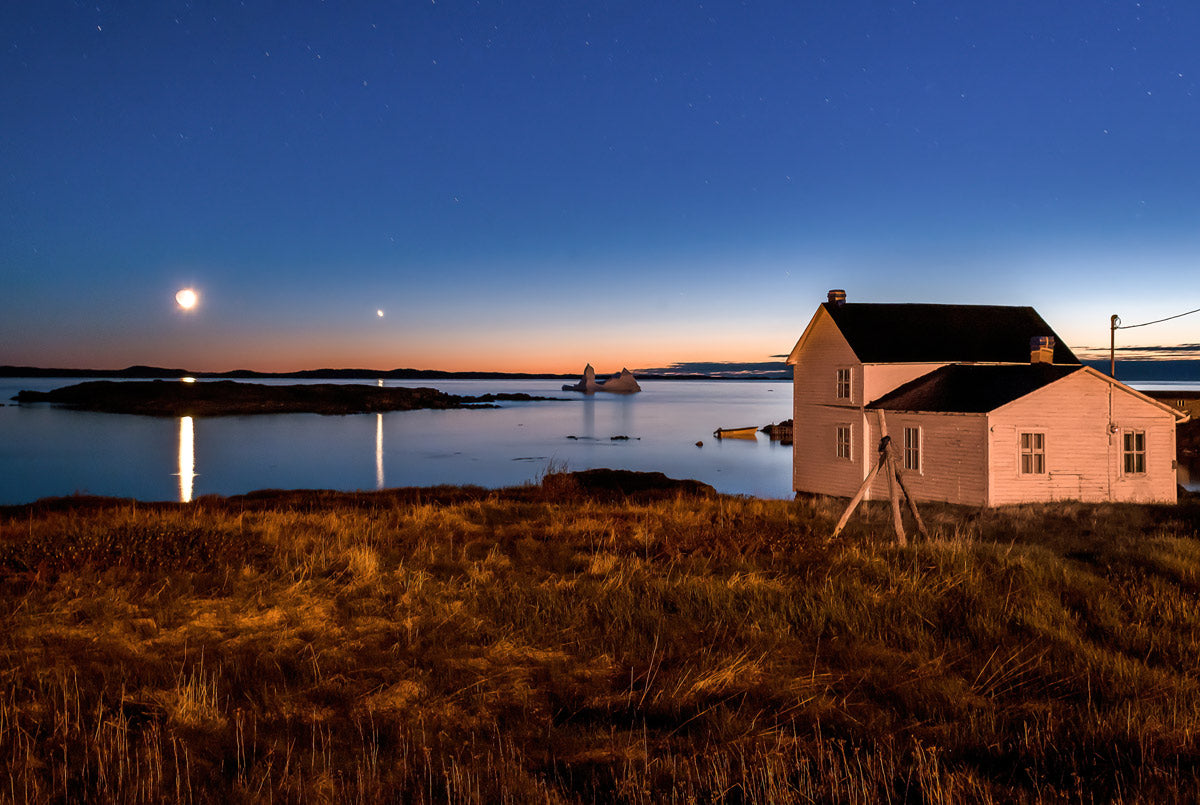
0,378,795,504
2,377,1196,505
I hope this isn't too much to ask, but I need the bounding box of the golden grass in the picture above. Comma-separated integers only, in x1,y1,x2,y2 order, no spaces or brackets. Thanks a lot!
1,483,1199,802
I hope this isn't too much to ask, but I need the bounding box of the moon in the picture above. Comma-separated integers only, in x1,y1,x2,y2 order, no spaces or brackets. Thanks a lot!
176,288,198,310
376,309,384,318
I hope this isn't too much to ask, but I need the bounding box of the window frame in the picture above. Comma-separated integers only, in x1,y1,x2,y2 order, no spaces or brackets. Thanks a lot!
835,368,852,401
835,425,852,460
1018,431,1046,475
902,426,921,473
1122,429,1146,475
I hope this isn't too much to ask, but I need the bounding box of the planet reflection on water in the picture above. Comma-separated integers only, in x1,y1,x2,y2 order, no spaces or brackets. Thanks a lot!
177,415,194,503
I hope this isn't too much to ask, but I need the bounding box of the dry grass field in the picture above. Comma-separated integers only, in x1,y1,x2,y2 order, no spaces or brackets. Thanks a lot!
2,471,1199,803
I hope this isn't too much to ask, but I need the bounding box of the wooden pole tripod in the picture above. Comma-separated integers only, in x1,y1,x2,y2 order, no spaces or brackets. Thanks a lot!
831,411,928,544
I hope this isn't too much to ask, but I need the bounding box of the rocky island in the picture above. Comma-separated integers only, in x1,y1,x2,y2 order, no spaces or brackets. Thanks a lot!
13,379,563,417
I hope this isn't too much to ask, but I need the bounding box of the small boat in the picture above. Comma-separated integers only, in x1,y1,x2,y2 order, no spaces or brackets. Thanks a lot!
713,426,759,439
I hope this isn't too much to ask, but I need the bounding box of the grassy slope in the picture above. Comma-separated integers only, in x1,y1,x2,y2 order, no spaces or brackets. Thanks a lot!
2,479,1200,803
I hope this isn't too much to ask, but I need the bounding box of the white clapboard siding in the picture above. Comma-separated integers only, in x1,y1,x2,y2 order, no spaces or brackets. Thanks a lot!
790,310,871,496
987,370,1177,504
862,363,947,405
865,412,989,506
791,404,871,497
790,310,860,405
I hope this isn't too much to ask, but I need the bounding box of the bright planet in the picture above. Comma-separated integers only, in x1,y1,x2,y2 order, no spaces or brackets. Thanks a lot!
175,288,198,310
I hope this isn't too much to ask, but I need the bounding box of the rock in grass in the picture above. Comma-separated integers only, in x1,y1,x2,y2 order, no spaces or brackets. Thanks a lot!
547,469,715,501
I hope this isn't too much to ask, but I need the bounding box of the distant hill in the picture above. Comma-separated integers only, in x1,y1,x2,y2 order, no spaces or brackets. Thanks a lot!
633,360,791,379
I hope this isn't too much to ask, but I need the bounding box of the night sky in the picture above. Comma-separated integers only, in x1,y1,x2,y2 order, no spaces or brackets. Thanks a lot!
3,1,1199,372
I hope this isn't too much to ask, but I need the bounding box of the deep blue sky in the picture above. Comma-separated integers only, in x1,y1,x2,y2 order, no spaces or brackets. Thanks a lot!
3,1,1198,371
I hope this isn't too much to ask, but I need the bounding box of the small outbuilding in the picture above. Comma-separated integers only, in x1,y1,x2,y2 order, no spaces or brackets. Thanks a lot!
786,291,1188,505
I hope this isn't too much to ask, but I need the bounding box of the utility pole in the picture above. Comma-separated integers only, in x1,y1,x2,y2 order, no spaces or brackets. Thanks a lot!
1110,314,1120,378
1108,306,1200,378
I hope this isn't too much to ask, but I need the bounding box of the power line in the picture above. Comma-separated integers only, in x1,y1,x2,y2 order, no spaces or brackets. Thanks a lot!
1114,305,1200,330
1108,303,1200,378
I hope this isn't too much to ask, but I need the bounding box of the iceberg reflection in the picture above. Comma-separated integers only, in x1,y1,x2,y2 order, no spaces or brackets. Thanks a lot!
178,415,195,503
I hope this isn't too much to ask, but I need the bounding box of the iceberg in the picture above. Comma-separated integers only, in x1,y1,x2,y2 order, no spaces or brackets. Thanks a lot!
562,364,641,394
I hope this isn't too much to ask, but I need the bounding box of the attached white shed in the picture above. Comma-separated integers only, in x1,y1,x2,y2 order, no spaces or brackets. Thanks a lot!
867,365,1182,505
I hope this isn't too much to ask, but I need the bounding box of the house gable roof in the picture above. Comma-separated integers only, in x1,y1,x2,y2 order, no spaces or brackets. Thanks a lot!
1062,366,1188,420
867,364,1188,418
866,364,1082,413
785,305,836,365
820,303,1081,364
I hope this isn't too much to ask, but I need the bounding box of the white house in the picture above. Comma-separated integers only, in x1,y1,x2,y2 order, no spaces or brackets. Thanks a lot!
786,290,1187,506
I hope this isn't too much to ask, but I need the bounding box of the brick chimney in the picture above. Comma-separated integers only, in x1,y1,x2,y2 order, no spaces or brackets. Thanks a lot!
827,289,846,306
1030,336,1055,364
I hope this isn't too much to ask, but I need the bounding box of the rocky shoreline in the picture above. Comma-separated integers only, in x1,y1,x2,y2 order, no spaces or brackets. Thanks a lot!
12,380,565,417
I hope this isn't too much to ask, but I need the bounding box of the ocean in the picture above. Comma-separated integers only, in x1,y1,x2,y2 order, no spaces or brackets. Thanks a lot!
1,376,1195,505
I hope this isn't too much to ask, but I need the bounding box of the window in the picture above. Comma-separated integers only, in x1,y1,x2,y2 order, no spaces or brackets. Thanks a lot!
1123,430,1146,474
903,427,921,472
836,425,852,459
836,368,851,400
1019,432,1045,474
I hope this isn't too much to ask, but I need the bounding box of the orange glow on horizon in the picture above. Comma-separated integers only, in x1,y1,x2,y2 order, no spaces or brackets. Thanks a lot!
17,345,789,376
17,322,791,375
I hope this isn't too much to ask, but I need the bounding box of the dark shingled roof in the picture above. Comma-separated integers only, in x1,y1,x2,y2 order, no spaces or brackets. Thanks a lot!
823,303,1081,364
866,364,1083,413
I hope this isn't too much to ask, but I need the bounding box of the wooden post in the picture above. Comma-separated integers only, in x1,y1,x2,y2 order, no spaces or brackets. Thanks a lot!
831,454,884,538
830,410,927,544
885,450,907,545
877,413,907,546
892,467,930,540
876,413,905,543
